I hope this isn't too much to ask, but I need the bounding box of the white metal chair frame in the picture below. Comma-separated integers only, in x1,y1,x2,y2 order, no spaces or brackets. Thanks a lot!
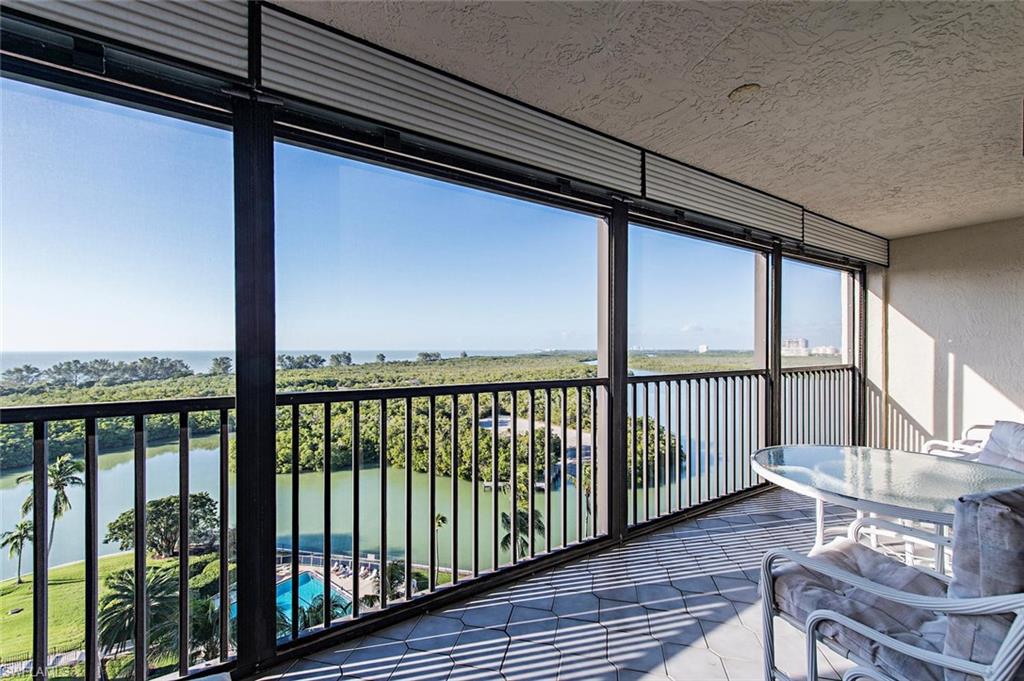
924,424,994,457
760,528,1024,681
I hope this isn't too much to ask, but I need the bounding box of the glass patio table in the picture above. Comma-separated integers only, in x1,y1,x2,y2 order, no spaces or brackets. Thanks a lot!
751,445,1024,547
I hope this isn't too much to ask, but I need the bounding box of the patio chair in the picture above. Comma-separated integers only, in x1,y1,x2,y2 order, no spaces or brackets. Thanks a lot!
761,486,1024,681
924,424,996,458
925,421,1024,472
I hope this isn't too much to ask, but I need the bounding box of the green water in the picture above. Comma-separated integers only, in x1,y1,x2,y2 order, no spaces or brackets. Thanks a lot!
0,435,591,577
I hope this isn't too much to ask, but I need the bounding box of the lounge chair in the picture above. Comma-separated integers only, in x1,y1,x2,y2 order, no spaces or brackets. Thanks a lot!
761,486,1024,681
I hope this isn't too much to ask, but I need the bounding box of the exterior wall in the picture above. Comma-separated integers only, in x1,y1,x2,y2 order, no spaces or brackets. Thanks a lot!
867,216,1024,450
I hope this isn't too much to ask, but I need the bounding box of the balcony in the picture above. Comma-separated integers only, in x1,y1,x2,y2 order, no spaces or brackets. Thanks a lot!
253,488,857,681
1,4,1022,681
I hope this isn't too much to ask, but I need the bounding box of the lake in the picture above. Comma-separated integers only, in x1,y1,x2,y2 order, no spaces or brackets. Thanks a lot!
0,435,605,578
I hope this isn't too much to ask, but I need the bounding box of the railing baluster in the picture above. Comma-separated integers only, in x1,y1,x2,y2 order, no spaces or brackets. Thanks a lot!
429,395,437,591
723,378,730,495
32,420,48,681
687,380,693,508
528,390,535,557
323,403,332,626
404,398,412,600
491,391,499,570
472,392,480,576
379,398,388,606
654,382,661,518
630,382,637,525
560,387,568,546
510,391,518,562
451,394,460,581
291,405,300,639
351,401,360,618
575,387,583,543
545,388,552,552
705,378,711,501
133,414,147,681
642,383,649,521
85,417,98,681
218,409,229,659
675,381,682,511
178,411,190,676
590,386,598,538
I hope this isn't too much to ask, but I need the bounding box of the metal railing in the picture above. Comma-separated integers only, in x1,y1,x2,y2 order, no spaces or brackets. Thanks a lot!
781,365,856,446
0,377,607,676
625,369,768,527
0,397,235,681
1,365,866,678
273,377,606,640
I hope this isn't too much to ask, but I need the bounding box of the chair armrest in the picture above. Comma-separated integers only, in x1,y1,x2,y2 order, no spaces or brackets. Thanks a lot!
847,517,952,547
805,609,988,678
842,667,895,681
762,549,1024,615
962,423,994,442
923,439,978,456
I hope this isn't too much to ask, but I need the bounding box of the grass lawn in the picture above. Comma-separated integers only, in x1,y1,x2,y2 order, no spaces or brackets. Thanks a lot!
0,553,174,662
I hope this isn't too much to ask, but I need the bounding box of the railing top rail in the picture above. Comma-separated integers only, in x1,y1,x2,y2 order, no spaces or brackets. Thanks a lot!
0,395,236,424
626,368,767,383
0,376,609,423
781,363,854,374
276,376,608,405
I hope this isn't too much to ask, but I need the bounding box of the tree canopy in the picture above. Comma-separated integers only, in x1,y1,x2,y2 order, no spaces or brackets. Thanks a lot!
104,492,219,558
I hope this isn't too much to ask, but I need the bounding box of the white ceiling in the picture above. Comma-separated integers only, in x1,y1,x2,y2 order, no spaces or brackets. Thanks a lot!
281,1,1024,239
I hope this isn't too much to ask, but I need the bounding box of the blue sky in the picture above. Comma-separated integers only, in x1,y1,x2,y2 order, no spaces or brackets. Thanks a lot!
1,77,841,354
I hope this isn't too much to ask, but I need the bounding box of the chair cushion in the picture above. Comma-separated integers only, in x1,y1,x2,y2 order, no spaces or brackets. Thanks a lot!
976,422,1024,473
944,486,1024,681
773,538,949,681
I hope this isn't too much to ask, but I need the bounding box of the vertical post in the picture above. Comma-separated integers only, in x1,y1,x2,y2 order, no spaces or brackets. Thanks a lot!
232,93,277,674
133,415,147,681
857,266,868,446
597,200,629,540
32,421,48,681
84,418,98,681
767,243,783,446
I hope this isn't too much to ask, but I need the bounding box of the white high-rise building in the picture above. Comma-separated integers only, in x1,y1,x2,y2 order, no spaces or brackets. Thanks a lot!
697,344,709,354
781,338,810,356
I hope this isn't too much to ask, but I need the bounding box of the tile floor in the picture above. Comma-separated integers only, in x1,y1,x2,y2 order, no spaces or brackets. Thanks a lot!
256,488,857,680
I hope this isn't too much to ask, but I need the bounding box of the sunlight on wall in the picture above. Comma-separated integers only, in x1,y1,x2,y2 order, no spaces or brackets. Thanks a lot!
962,364,1024,430
887,305,934,448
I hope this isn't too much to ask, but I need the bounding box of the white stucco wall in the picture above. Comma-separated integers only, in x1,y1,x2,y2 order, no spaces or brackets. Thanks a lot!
871,216,1024,450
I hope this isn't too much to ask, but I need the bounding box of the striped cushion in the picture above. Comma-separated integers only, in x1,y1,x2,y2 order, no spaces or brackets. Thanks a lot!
944,486,1024,681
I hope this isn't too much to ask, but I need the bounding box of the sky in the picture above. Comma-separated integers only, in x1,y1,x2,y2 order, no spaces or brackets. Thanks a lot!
1,77,842,356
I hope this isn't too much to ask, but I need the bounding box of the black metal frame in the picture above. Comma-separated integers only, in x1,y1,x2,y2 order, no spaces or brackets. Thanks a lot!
0,8,877,677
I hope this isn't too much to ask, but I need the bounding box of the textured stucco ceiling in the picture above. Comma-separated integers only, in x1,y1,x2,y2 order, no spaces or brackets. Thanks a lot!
280,1,1024,239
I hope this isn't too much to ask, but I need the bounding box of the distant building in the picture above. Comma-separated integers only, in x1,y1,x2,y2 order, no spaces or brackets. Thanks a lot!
697,344,709,354
781,338,809,357
811,345,840,356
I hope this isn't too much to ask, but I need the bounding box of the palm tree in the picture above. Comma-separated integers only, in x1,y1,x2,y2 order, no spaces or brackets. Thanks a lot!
189,596,221,662
18,453,84,556
434,513,447,583
500,508,546,560
302,591,351,628
362,560,407,607
0,520,33,583
98,566,179,678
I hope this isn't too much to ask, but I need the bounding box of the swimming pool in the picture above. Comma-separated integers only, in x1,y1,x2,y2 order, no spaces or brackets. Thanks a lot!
276,571,351,612
227,571,351,619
